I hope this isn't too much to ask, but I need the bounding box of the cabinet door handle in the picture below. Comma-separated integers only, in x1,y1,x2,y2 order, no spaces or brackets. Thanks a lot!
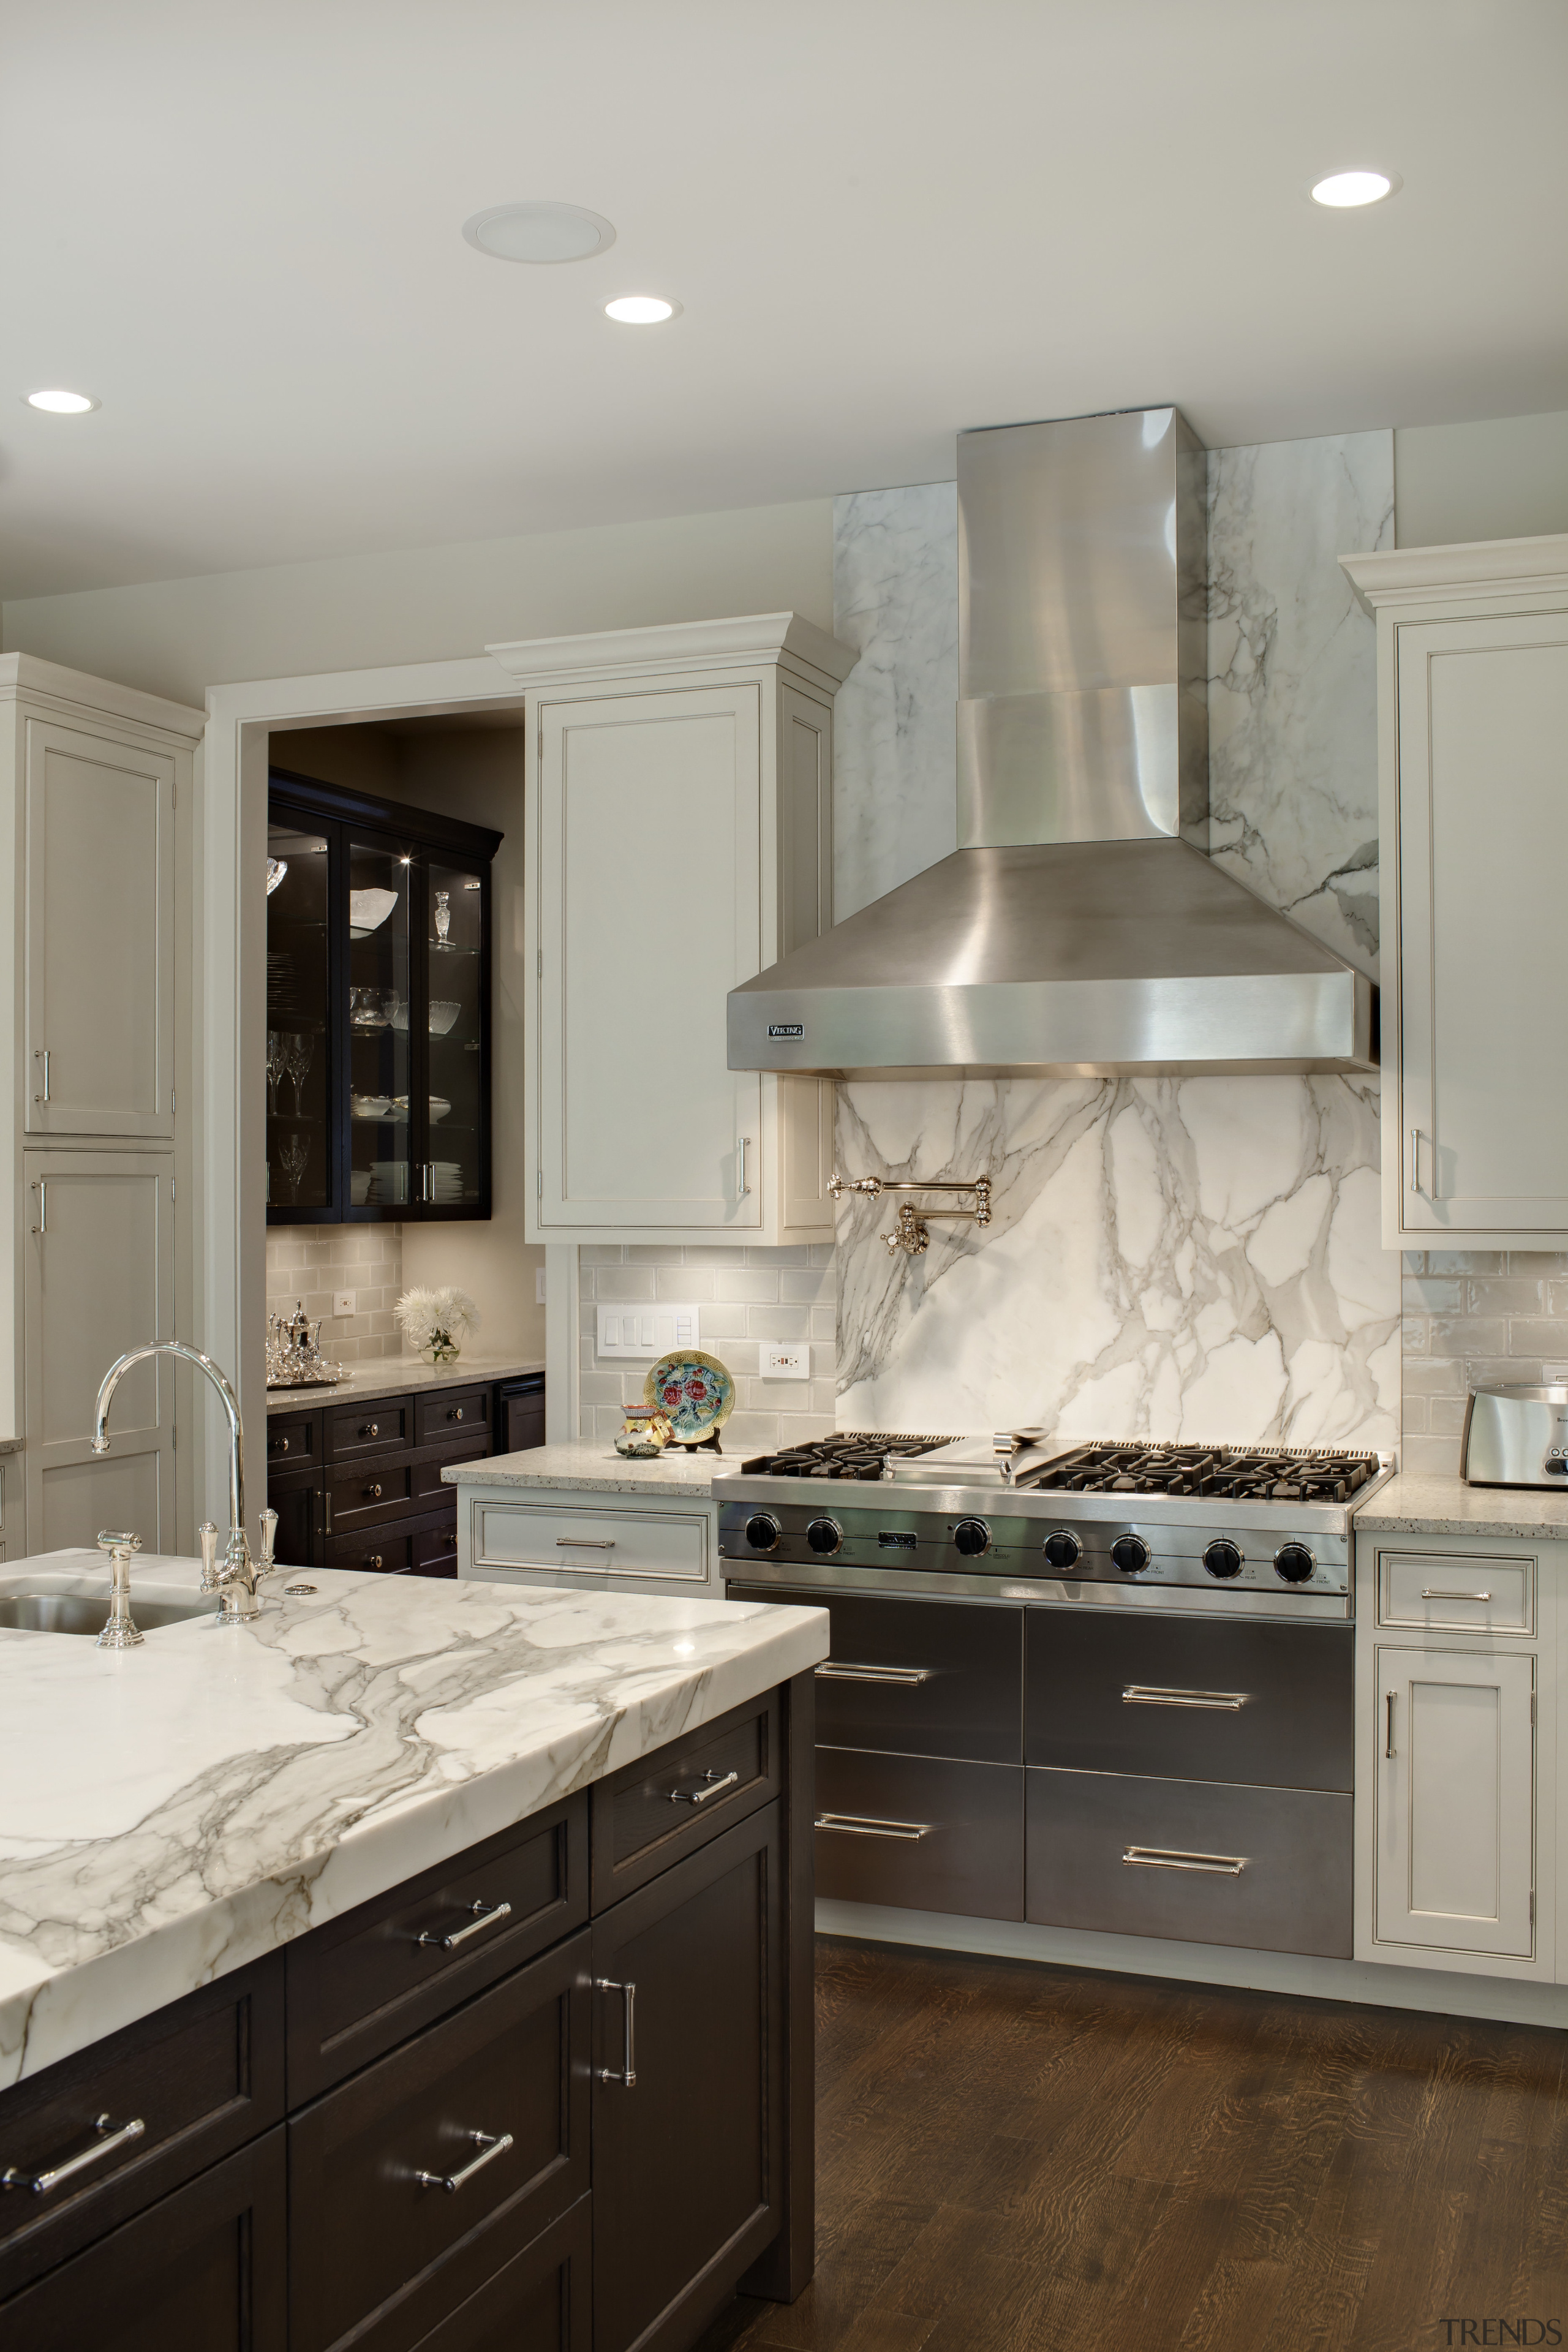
1122,1847,1247,1877
1385,1691,1396,1757
1409,1127,1431,1197
669,1767,739,1807
597,1978,636,2086
413,2129,513,2193
815,1661,932,1686
30,1179,47,1237
815,1812,932,1841
1420,1587,1491,1603
556,1536,614,1549
32,1047,49,1104
1121,1685,1250,1711
418,1898,513,1952
325,1494,334,1537
738,1135,751,1196
3,2113,146,2197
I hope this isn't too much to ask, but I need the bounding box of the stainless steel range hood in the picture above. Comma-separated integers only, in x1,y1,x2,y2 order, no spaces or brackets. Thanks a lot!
728,406,1376,1080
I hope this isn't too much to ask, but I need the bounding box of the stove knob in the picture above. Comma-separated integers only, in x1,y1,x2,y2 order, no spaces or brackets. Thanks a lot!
952,1518,990,1558
744,1512,782,1555
1042,1529,1082,1570
805,1517,843,1556
1110,1534,1151,1575
1275,1540,1316,1585
1204,1539,1243,1581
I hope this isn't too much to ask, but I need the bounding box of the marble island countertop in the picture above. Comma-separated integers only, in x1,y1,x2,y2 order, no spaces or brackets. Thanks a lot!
1354,1472,1568,1541
443,1439,728,1498
266,1354,545,1414
0,1550,826,2089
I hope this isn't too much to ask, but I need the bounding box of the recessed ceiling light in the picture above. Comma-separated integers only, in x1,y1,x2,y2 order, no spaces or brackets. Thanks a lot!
605,295,679,325
1310,169,1400,208
462,202,616,263
24,387,99,414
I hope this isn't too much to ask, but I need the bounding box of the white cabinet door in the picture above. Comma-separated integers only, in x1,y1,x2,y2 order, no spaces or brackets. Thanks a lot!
26,718,175,1137
1395,610,1568,1236
1373,1642,1536,1958
24,1150,175,1553
537,685,763,1229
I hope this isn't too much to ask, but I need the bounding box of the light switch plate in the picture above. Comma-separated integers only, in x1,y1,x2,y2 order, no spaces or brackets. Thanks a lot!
333,1291,356,1317
598,1303,703,1359
761,1342,810,1380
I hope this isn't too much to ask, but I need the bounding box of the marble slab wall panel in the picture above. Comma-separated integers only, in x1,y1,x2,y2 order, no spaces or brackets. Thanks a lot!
830,432,1401,1444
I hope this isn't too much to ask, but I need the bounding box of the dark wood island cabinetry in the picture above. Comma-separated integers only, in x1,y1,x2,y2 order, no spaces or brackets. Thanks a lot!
0,1675,815,2352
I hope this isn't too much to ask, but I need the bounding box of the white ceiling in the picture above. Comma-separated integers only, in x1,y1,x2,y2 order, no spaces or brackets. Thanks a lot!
4,0,1564,598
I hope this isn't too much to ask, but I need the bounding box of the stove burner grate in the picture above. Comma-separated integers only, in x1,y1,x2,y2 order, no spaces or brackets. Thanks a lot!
741,1431,956,1480
1022,1442,1381,1504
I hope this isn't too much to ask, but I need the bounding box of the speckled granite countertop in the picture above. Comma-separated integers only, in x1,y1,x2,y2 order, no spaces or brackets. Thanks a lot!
1354,1473,1568,1541
443,1441,725,1499
0,1548,825,2087
266,1355,544,1414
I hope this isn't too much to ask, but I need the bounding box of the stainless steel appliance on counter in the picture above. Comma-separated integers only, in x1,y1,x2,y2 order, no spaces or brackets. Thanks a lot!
719,1434,1393,1958
1461,1382,1568,1487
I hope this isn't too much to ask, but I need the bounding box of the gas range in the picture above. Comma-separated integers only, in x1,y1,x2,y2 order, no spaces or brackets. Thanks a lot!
715,1434,1395,1619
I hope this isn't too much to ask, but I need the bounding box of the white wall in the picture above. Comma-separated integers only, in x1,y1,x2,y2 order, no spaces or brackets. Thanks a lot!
0,500,835,709
1394,410,1568,546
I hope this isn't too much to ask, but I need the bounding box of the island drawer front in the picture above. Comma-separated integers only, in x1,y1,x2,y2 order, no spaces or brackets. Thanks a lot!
415,1386,491,1447
413,1432,491,1506
325,1526,415,1575
351,2192,591,2352
287,1795,589,2101
0,1955,285,2304
1027,1613,1354,1792
266,1411,318,1466
727,1582,1022,1763
0,2124,287,2350
288,1929,590,2352
813,1749,1025,1921
328,1454,416,1534
327,1400,412,1460
590,1688,780,1910
1378,1549,1535,1635
1026,1767,1352,1958
473,1499,709,1585
411,1510,459,1580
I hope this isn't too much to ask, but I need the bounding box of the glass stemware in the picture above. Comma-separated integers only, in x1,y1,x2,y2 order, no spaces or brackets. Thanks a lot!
433,888,451,951
266,1030,283,1115
285,1031,314,1116
278,1133,308,1203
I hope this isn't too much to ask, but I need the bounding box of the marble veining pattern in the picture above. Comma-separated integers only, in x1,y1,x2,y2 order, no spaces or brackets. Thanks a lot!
830,432,1400,1445
0,1554,826,2086
1207,432,1393,978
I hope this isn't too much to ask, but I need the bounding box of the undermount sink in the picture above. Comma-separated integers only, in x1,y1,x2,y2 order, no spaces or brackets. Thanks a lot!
0,1583,221,1636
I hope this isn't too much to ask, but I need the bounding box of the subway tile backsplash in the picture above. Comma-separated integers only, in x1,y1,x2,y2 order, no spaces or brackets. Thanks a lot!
580,1244,837,1450
1400,1250,1568,1474
265,1226,406,1363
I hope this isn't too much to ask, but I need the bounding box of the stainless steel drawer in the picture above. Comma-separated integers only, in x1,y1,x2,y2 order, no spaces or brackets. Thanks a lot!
814,1748,1023,1921
1027,1610,1352,1792
726,1585,1022,1764
1026,1766,1352,1958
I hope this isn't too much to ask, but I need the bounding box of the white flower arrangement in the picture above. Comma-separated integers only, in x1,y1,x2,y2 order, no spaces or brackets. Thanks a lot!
395,1284,480,1364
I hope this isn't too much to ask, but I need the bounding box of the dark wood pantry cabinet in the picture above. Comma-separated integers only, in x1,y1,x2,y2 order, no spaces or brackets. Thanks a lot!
266,770,501,1225
0,1674,816,2352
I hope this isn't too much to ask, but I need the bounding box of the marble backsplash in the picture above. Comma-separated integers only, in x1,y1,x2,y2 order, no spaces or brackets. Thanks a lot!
830,429,1401,1447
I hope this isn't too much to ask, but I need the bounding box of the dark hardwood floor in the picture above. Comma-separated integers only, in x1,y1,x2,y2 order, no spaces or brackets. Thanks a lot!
696,1936,1568,2352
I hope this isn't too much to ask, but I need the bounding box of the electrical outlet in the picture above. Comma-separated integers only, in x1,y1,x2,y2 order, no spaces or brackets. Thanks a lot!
761,1342,810,1381
1546,1362,1568,1383
536,1266,547,1306
333,1291,356,1317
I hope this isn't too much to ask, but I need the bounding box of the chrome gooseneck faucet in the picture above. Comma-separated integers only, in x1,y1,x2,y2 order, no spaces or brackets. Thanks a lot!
92,1341,270,1623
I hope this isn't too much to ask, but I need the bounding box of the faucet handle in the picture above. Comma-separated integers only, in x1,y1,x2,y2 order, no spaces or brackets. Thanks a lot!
94,1531,144,1650
198,1520,220,1591
258,1507,278,1574
96,1529,143,1557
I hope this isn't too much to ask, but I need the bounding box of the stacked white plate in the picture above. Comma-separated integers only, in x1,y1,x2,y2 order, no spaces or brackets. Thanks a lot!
431,1160,465,1204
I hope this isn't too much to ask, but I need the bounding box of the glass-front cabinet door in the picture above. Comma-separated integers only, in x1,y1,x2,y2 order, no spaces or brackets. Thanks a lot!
265,772,500,1226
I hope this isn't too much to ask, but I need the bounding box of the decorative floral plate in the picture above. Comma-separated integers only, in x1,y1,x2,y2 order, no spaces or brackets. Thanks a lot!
644,1350,736,1444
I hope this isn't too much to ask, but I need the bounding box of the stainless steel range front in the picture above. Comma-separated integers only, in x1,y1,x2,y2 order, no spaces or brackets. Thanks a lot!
717,1433,1392,1621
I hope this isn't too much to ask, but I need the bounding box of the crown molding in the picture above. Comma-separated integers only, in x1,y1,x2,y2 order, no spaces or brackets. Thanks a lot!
1342,533,1568,615
0,651,206,737
485,610,858,692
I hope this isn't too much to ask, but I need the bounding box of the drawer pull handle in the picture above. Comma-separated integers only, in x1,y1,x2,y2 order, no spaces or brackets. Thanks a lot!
418,1898,513,1952
366,1554,383,1570
1123,1847,1247,1877
556,1536,615,1549
361,1422,379,1439
451,1408,464,1422
669,1767,739,1807
1121,1685,1250,1711
413,2128,513,2193
816,1662,932,1686
273,1436,290,1455
815,1812,932,1841
597,1978,637,2086
364,1482,383,1499
1420,1587,1491,1603
3,2113,146,2197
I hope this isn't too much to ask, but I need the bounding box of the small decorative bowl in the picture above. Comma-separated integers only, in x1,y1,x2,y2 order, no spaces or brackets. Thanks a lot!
614,1406,674,1459
429,1000,461,1035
